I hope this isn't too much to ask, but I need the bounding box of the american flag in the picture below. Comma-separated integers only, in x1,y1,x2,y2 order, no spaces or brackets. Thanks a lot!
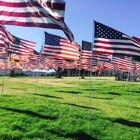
93,21,140,57
8,35,36,55
0,24,13,49
28,54,46,62
81,40,92,59
0,53,7,59
113,55,124,59
81,40,110,70
41,32,80,61
51,58,68,69
81,40,110,61
103,62,115,71
133,36,140,43
92,53,110,62
0,0,74,42
80,40,93,70
111,56,135,70
134,61,140,70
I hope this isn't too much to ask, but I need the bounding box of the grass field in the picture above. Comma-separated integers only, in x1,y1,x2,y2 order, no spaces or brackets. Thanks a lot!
0,76,140,140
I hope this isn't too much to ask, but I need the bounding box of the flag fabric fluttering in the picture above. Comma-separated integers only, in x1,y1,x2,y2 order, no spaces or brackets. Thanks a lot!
133,36,140,43
0,24,13,49
111,56,135,71
93,20,140,57
132,36,140,62
81,40,92,59
82,40,93,51
80,40,93,70
0,0,74,41
41,32,80,61
112,55,125,59
103,62,115,71
80,40,110,70
92,53,110,62
7,35,36,55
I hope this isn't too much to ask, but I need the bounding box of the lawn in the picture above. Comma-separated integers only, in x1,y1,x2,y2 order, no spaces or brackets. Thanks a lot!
0,76,140,140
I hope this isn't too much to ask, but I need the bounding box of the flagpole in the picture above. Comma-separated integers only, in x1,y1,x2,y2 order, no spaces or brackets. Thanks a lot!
76,63,80,107
105,68,111,92
44,68,48,94
49,59,53,86
22,63,26,90
34,32,45,102
128,57,132,115
88,20,95,129
1,52,8,95
74,67,79,106
124,67,129,93
77,46,82,106
23,62,27,95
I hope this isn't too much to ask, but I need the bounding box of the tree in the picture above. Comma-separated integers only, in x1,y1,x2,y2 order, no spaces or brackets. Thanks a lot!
10,69,15,77
56,67,62,78
80,69,85,79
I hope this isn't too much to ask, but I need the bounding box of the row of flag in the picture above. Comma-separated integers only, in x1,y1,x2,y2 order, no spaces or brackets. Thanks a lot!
2,21,140,61
0,0,140,73
0,53,140,76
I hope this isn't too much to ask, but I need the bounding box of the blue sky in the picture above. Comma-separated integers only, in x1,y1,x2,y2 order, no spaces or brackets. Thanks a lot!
5,0,140,52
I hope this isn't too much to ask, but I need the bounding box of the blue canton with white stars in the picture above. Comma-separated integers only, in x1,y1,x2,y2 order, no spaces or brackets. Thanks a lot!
94,21,123,39
45,32,60,46
82,40,92,51
13,36,20,45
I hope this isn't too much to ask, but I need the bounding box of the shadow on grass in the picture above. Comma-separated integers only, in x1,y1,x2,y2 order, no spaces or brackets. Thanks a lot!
113,118,140,128
131,90,140,94
11,88,28,91
82,89,96,91
62,103,100,110
56,90,82,94
89,91,120,95
85,96,113,100
95,83,104,85
107,92,121,95
0,95,13,97
35,93,63,99
132,106,140,110
1,107,57,120
66,82,75,84
49,130,98,140
25,93,63,99
65,131,98,140
91,79,109,81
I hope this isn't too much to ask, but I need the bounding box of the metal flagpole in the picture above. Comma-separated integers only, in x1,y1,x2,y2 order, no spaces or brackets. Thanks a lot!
124,68,130,93
1,52,8,95
124,57,132,94
77,45,82,106
45,70,48,94
128,57,132,115
22,63,26,90
34,32,45,102
105,68,111,92
44,61,48,94
88,20,95,129
76,63,80,107
88,52,92,130
49,59,53,86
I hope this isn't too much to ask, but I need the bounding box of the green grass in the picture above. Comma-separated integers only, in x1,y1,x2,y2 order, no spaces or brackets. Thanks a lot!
0,76,140,140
